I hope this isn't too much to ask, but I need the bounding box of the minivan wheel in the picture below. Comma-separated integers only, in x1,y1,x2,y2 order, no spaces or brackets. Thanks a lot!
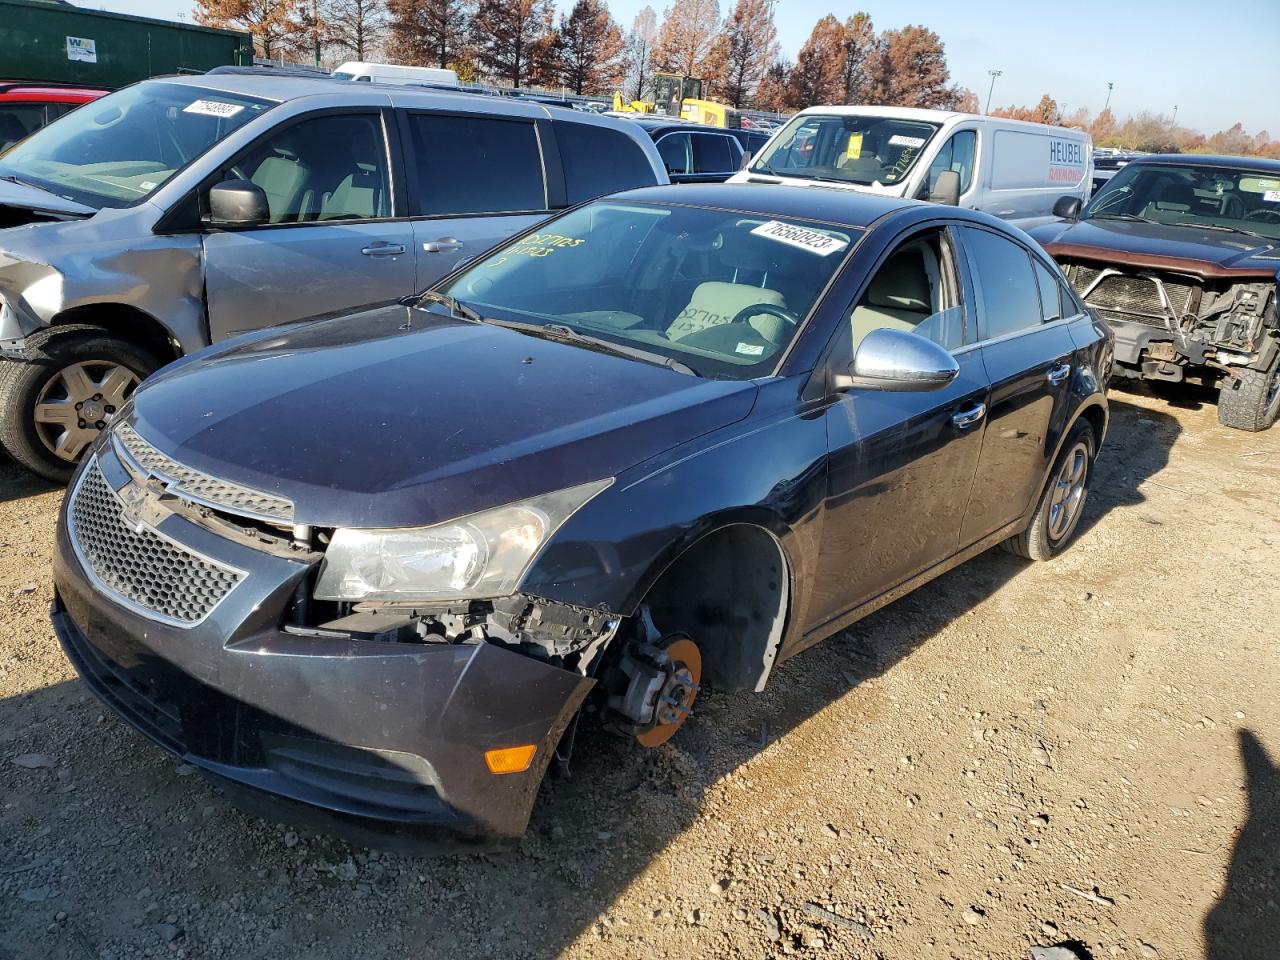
1002,421,1095,562
1216,359,1280,432
0,326,158,484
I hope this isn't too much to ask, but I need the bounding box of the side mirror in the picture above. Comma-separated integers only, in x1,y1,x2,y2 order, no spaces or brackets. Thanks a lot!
207,180,269,228
928,169,961,206
1053,195,1082,220
740,150,755,171
841,327,960,392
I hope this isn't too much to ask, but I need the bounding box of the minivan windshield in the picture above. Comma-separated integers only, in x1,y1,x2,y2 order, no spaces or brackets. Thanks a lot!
1086,161,1280,241
751,113,940,187
437,200,859,379
0,82,272,209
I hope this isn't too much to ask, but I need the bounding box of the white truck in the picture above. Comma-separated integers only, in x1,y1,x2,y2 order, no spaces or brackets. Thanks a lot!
731,106,1092,228
332,62,459,88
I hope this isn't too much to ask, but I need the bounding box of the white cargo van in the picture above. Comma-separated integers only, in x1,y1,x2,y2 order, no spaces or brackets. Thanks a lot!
730,106,1092,228
332,62,459,88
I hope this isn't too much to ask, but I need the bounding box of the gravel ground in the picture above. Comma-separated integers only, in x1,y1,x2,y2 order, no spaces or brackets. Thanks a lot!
1,383,1277,960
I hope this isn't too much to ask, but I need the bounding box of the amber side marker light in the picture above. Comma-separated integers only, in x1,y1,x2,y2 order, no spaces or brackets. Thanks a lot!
485,744,537,774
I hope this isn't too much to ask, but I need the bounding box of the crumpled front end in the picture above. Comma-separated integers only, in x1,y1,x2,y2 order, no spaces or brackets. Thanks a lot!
51,433,599,838
1062,260,1279,382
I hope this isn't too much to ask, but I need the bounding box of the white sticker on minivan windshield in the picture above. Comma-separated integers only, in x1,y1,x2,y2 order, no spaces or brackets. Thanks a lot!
1265,190,1280,204
750,220,848,256
735,342,765,356
889,134,926,149
183,100,245,119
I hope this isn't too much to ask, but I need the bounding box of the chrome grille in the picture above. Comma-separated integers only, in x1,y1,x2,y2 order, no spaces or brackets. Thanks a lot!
114,422,294,522
69,463,245,626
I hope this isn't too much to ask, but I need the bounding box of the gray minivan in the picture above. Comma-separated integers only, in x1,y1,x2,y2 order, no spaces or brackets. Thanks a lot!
0,75,667,480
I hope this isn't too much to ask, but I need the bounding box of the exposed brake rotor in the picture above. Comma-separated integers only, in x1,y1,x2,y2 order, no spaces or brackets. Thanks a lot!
608,630,702,748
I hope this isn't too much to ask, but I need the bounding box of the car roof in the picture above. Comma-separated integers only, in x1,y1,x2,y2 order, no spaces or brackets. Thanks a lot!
1123,154,1280,175
606,182,941,228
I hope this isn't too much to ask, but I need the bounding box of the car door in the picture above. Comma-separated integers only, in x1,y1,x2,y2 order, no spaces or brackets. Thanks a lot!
808,225,990,632
955,226,1079,545
202,110,415,342
400,110,552,286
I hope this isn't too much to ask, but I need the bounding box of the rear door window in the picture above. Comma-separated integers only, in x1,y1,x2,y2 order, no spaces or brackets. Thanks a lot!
1032,258,1063,322
960,227,1042,340
691,133,737,174
405,113,546,216
557,122,657,203
656,132,692,176
0,104,48,151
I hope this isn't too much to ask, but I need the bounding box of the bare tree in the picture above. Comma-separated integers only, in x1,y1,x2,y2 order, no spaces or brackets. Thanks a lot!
472,0,558,88
785,14,844,108
653,0,720,80
386,0,473,68
622,6,659,102
716,0,778,109
196,0,302,59
752,57,789,112
838,12,877,104
325,0,386,61
556,0,626,95
872,25,953,108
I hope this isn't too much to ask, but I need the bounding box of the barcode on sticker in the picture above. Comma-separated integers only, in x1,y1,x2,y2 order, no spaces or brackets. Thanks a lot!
750,220,847,256
1265,190,1280,203
889,135,926,148
183,100,244,119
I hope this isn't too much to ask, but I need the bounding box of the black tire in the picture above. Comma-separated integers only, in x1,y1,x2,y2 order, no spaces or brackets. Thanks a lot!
1002,421,1096,562
1216,360,1280,432
0,325,159,484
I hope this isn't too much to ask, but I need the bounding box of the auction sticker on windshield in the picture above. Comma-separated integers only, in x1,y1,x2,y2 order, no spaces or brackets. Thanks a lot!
183,100,246,119
751,220,848,256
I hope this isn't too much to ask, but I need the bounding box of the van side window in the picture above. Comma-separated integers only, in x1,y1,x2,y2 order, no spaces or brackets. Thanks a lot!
960,227,1042,340
691,133,738,174
656,133,692,175
558,123,657,203
406,114,545,216
927,129,976,194
850,228,966,352
231,113,391,224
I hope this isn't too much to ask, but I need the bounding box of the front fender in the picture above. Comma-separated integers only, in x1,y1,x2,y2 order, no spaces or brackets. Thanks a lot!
520,376,829,634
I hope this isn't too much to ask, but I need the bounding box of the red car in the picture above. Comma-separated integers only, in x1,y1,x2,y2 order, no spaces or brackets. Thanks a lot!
0,81,107,151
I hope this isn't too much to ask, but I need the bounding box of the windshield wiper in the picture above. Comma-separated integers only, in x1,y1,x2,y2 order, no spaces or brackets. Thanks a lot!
488,318,699,376
406,289,483,323
1089,213,1157,224
1168,221,1272,241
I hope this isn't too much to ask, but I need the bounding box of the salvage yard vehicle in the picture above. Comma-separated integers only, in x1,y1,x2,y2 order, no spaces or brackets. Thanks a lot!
733,106,1092,228
52,184,1111,839
0,81,105,151
621,115,770,183
1032,155,1280,431
0,74,667,481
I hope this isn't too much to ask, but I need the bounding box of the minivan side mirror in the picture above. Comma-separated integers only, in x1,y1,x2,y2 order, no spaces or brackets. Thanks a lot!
839,327,960,392
1053,195,1083,220
928,169,961,206
207,180,270,228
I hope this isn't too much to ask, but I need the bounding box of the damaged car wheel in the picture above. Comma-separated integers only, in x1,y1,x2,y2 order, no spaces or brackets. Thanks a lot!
1216,360,1280,433
1002,421,1095,561
0,326,156,483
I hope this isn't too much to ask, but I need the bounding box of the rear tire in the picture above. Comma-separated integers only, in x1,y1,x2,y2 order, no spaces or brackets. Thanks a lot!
1002,421,1095,562
1216,359,1280,432
0,326,158,484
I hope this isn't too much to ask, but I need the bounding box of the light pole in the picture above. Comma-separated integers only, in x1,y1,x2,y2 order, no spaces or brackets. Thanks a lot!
1172,104,1179,125
1104,82,1114,113
985,69,1002,115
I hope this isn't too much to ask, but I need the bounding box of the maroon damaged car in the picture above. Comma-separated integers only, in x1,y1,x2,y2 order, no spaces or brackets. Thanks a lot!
1032,155,1280,431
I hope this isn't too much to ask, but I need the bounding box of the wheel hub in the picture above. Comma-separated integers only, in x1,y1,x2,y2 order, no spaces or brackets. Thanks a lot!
609,634,702,749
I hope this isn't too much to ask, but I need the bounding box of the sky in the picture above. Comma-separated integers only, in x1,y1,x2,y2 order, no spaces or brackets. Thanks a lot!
86,0,1278,135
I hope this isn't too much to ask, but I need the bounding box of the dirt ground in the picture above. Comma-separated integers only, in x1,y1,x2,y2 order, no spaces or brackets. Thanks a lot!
1,383,1276,960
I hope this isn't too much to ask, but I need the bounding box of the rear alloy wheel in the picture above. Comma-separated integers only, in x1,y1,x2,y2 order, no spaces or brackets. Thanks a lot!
1002,421,1095,561
1217,358,1280,432
0,326,157,483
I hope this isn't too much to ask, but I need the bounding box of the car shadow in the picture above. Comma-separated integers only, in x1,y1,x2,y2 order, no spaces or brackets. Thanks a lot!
0,397,1182,959
0,451,57,504
1203,729,1280,959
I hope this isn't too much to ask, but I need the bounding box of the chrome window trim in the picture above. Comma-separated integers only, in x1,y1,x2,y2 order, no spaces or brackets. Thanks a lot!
67,458,248,630
951,312,1084,356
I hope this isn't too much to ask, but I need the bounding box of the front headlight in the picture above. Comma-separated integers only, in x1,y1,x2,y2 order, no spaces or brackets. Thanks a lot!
313,478,612,602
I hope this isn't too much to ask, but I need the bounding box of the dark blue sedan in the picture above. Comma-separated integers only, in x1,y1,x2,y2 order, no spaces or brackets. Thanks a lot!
51,185,1112,839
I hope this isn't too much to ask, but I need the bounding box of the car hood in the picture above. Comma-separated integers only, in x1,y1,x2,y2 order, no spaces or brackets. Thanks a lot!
0,176,97,222
1031,217,1280,280
128,306,759,528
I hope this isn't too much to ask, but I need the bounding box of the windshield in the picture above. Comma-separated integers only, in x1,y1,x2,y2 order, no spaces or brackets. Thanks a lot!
437,200,859,379
0,83,273,209
1086,162,1280,240
752,113,940,187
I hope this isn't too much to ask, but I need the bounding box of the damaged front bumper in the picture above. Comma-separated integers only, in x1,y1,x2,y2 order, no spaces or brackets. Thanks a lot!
51,460,595,838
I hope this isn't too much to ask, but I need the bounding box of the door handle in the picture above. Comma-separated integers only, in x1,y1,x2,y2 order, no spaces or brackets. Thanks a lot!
1046,363,1072,385
423,237,464,254
360,242,406,257
951,401,987,429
